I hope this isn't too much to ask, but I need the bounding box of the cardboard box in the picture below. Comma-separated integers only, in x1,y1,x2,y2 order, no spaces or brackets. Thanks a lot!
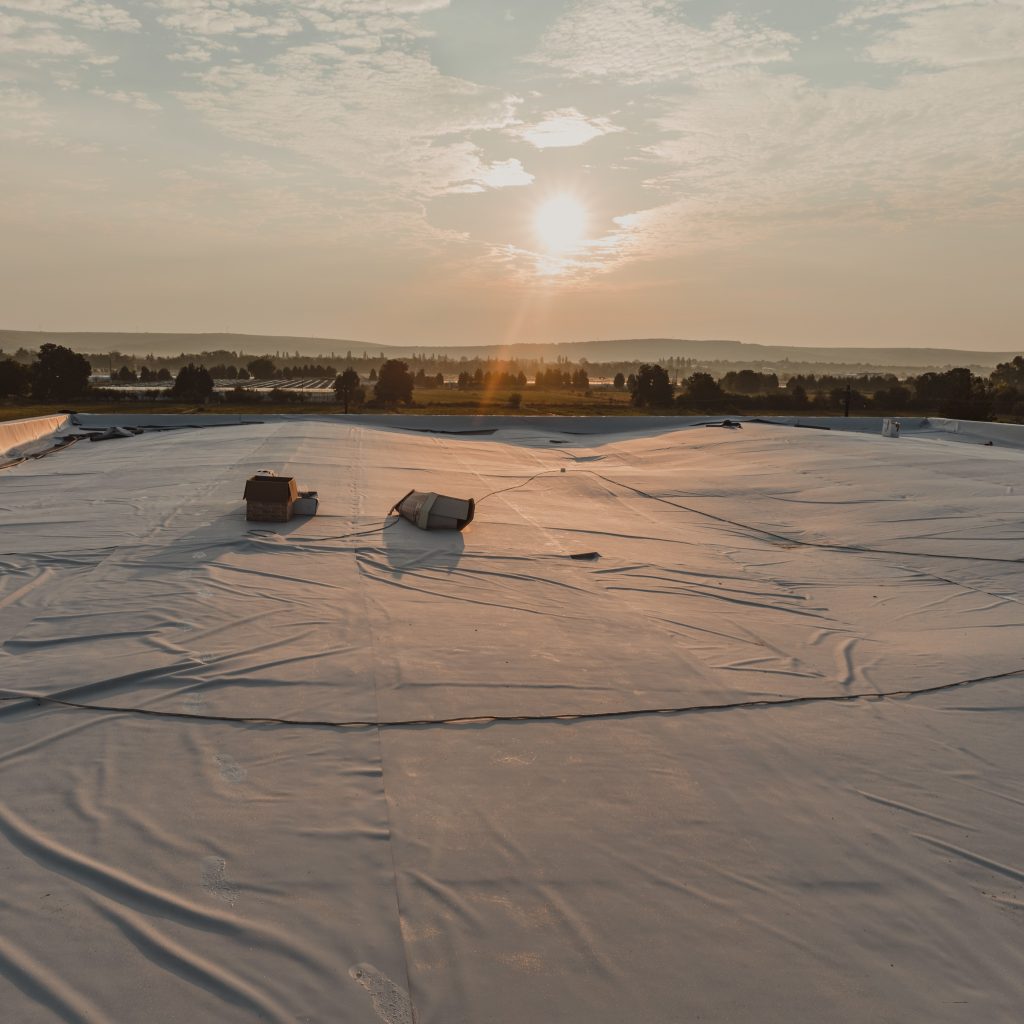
243,474,298,522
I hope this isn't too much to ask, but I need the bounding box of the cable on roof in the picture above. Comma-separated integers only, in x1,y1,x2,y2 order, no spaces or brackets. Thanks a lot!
473,466,1024,565
0,665,1019,731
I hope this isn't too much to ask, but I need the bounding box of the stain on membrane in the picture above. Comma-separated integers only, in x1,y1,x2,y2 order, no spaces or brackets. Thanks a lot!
214,753,246,783
200,855,240,905
349,963,413,1024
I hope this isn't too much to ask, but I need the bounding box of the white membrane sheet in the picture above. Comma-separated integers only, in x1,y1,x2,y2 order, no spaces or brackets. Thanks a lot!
1,417,1023,1022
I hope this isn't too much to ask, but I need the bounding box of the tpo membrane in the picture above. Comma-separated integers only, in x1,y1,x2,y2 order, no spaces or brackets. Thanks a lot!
1,417,1023,1022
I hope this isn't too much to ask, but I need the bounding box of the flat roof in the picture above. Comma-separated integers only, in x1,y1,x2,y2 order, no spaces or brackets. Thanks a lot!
2,416,1023,1021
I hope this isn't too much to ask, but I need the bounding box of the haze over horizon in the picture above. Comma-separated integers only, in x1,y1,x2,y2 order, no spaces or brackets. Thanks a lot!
2,0,1021,350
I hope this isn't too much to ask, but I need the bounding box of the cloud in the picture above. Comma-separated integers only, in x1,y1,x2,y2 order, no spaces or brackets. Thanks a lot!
155,0,450,43
839,0,1006,25
515,108,622,149
449,157,534,193
0,3,134,65
475,158,533,188
167,45,217,62
530,0,793,84
175,42,519,230
158,2,302,39
0,13,88,55
854,1,1024,67
0,0,139,32
0,86,54,142
91,88,162,111
614,56,1024,262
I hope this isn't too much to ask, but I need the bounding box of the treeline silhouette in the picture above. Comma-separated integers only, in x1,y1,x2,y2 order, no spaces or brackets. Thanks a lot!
456,367,529,390
5,343,1024,422
628,360,1024,420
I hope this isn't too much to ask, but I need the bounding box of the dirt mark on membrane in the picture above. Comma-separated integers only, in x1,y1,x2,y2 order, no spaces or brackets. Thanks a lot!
349,963,413,1024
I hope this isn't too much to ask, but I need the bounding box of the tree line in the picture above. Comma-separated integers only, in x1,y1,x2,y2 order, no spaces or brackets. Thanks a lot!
5,344,1024,422
457,368,529,390
628,360,1024,420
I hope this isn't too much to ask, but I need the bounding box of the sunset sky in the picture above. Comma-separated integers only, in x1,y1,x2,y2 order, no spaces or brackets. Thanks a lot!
1,0,1021,348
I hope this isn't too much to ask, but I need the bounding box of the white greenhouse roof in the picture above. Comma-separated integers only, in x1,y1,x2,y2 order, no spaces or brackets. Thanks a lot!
1,414,1023,1022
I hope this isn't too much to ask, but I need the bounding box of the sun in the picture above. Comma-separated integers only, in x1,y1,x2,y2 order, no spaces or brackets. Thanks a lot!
534,195,588,252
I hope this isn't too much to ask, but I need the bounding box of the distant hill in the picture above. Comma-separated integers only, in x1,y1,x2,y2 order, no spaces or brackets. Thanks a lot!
0,330,367,360
1,329,1017,370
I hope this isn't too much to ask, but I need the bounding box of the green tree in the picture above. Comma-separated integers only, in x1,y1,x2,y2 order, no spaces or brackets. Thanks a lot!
631,364,674,408
246,357,276,380
871,384,910,410
374,359,414,405
171,363,214,401
914,367,991,419
116,365,137,383
613,372,626,390
720,369,778,394
0,357,31,397
991,356,1024,389
30,344,92,401
334,367,363,413
680,372,724,409
992,385,1020,416
830,386,867,414
788,383,809,409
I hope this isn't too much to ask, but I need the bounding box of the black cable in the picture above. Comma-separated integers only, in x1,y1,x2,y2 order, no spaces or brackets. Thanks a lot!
587,468,1024,564
0,665,1018,731
475,469,564,504
472,466,1024,565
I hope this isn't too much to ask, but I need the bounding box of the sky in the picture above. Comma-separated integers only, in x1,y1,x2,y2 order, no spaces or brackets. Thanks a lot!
1,0,1022,349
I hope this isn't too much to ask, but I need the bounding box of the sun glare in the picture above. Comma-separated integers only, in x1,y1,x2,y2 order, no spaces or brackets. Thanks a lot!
534,195,587,252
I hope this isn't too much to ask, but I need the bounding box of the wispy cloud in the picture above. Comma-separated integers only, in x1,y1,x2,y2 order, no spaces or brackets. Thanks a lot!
158,1,302,39
91,88,162,111
0,12,88,55
476,158,534,189
514,108,622,149
615,56,1024,262
167,44,218,62
0,0,139,32
175,41,520,233
530,0,793,84
0,86,54,141
839,0,1003,25
855,0,1024,67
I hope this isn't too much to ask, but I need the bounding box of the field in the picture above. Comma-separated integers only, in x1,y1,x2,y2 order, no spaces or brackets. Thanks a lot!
11,384,1004,422
0,386,654,422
